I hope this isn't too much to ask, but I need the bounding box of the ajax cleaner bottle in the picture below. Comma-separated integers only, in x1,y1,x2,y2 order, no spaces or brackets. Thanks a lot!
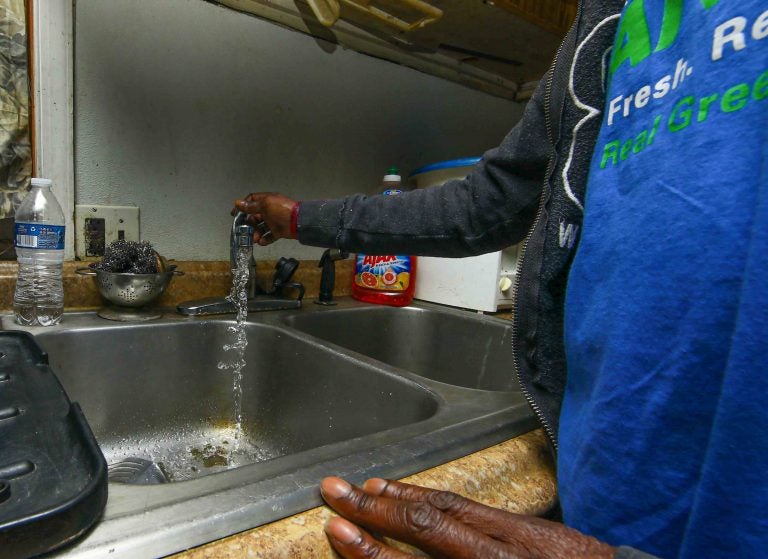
351,168,417,307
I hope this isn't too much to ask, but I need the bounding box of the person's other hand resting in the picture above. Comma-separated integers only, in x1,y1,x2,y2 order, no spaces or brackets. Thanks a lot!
320,476,615,559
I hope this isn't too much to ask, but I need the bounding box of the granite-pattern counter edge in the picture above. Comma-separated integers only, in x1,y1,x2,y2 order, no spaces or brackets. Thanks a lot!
170,430,556,558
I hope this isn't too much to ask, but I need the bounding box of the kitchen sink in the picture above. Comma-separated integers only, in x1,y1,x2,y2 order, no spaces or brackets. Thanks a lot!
2,299,536,558
36,320,438,483
282,304,518,391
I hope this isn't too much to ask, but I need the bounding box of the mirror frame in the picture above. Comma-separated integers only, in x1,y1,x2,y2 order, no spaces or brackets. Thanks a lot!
30,0,75,259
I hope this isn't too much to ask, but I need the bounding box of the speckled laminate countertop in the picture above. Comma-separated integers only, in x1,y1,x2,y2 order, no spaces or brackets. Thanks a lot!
169,429,556,558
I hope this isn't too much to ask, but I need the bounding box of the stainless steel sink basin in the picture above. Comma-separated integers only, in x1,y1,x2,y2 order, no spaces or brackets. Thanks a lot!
283,304,518,391
2,299,536,558
36,320,437,483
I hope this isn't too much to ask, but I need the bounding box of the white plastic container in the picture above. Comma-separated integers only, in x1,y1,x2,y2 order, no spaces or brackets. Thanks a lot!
13,178,66,326
408,157,483,190
409,158,519,313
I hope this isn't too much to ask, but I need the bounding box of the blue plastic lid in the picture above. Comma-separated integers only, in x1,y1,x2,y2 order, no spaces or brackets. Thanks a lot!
408,157,482,178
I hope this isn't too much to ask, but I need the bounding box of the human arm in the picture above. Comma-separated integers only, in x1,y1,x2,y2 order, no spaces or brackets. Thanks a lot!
235,76,552,257
320,476,619,559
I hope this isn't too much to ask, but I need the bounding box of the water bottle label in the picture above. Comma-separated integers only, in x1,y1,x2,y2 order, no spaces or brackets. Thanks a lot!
354,254,412,291
14,223,65,250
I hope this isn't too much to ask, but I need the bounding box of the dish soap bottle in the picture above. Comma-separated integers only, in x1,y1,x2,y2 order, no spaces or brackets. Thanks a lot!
351,167,417,307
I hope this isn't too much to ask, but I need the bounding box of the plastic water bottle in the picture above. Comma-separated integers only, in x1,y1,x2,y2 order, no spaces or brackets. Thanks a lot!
13,178,66,326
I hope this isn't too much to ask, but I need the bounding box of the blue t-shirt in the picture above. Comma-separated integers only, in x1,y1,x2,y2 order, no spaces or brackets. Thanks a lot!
560,1,768,558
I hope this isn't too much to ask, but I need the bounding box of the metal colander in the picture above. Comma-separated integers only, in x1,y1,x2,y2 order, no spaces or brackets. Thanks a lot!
77,268,183,308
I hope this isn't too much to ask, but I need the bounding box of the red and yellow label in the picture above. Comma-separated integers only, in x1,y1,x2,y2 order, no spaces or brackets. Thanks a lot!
354,254,412,291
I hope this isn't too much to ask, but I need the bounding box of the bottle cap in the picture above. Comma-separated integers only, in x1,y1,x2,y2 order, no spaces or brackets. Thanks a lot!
383,166,401,183
30,178,53,188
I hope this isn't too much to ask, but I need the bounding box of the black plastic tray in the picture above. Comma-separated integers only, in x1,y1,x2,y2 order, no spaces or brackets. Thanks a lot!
0,331,107,558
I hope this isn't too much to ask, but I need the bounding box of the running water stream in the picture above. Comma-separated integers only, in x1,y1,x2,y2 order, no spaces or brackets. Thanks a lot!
104,246,282,481
135,247,281,480
217,246,251,457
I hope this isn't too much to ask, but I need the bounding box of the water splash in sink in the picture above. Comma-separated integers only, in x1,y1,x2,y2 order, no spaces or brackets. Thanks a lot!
102,424,286,483
217,246,251,457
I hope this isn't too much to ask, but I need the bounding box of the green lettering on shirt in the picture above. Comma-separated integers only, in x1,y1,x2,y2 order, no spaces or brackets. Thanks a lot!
610,0,653,76
611,0,686,76
655,0,684,52
601,141,620,168
754,70,768,100
668,96,695,131
721,84,750,112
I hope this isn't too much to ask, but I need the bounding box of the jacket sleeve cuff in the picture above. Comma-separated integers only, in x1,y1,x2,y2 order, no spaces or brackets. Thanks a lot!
294,198,347,248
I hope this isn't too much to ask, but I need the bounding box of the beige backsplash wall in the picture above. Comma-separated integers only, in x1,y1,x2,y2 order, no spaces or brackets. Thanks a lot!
74,0,525,264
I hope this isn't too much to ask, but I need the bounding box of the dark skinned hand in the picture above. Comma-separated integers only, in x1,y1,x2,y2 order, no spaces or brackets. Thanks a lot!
232,192,298,246
320,477,616,559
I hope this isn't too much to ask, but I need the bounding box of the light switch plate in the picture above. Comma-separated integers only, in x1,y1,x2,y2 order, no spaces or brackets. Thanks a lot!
75,205,139,259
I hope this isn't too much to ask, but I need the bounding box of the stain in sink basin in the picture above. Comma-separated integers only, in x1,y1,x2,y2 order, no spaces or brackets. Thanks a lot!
190,443,230,468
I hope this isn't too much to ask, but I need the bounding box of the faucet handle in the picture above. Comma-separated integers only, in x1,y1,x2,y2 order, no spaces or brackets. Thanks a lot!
260,257,305,300
272,257,300,289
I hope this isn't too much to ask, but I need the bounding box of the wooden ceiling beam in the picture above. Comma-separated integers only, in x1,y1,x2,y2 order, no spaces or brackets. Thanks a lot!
490,0,576,37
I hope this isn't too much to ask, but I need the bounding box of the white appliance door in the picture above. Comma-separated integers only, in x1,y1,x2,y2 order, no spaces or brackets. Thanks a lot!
414,252,503,312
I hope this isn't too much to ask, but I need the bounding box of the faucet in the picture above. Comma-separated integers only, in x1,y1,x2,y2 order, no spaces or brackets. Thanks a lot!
176,213,304,316
231,213,257,298
315,249,349,305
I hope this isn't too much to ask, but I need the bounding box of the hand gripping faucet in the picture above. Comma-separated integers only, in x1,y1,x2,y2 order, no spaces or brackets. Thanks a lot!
176,213,304,316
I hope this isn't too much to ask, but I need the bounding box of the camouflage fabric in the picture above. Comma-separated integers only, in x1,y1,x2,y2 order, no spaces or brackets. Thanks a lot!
0,0,30,219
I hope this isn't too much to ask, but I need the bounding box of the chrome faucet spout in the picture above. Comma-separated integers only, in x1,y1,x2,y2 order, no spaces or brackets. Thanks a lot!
230,213,257,298
175,212,303,316
234,225,253,248
230,213,253,267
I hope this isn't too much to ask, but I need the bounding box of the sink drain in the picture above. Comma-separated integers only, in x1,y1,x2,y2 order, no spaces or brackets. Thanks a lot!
108,458,169,484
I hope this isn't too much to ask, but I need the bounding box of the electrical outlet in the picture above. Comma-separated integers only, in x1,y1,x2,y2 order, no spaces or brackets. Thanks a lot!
75,205,139,259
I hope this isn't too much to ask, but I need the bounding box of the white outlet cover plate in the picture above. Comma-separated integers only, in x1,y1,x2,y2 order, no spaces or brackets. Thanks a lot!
75,205,140,259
